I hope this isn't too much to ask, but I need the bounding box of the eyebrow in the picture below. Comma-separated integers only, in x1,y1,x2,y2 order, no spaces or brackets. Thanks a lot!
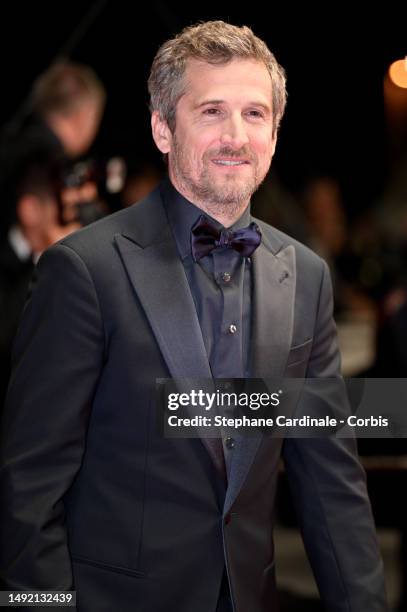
193,99,224,109
194,99,271,113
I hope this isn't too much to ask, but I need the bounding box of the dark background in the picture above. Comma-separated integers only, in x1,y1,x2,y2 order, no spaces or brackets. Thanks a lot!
1,2,406,215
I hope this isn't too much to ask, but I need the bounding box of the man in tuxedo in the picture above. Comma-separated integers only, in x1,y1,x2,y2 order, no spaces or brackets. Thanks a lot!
0,21,388,612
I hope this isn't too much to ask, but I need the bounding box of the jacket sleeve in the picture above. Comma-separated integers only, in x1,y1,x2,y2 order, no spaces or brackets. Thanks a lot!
0,242,105,603
282,260,389,612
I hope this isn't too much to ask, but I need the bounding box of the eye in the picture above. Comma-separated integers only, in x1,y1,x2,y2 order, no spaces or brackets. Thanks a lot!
203,108,221,116
246,109,265,119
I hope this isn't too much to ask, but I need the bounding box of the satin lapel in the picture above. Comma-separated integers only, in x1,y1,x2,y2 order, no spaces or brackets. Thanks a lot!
224,238,296,515
115,229,212,381
251,241,296,379
115,229,231,479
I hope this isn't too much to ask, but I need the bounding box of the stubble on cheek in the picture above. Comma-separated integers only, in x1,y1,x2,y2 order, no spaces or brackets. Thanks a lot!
170,136,271,219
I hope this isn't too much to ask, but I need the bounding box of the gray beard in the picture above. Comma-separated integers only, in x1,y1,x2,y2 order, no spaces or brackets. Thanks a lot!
171,140,264,222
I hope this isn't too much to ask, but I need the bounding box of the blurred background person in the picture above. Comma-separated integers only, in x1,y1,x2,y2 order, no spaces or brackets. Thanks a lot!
0,61,107,232
0,61,107,403
121,158,163,207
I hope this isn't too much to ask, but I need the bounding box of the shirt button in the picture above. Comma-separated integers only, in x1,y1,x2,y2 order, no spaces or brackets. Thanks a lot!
225,437,235,450
222,272,231,283
228,324,237,334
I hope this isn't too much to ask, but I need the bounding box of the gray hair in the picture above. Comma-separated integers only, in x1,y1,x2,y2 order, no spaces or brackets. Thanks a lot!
148,20,287,136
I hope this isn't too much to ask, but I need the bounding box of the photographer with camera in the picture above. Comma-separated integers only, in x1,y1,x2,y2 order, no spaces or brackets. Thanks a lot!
0,61,106,403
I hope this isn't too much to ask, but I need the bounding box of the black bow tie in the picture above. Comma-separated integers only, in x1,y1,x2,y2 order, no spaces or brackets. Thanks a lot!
191,215,262,262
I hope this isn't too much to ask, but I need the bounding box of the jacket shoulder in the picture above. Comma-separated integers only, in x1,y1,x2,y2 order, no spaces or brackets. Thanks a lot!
254,217,327,273
46,185,166,263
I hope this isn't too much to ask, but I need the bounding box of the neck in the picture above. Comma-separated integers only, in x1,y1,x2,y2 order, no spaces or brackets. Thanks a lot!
192,200,249,228
168,172,250,228
20,226,47,257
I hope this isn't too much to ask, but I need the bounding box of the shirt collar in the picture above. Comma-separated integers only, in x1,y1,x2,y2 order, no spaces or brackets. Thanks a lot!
161,176,252,261
8,226,32,262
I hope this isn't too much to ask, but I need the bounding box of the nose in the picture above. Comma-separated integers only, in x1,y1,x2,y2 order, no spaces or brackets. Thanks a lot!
220,113,249,150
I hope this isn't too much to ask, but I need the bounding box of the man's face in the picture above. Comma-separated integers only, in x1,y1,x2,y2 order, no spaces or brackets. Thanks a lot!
154,58,277,217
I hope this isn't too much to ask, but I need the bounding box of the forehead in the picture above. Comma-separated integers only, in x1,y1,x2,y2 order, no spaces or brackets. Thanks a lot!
181,58,272,107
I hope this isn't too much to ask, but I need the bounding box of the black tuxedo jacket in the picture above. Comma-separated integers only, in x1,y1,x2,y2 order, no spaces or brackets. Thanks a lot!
0,183,388,611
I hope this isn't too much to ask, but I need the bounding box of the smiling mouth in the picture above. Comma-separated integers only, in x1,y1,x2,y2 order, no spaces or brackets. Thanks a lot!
212,159,249,166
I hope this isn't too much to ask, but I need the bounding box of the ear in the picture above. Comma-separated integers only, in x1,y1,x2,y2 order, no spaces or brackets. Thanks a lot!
151,111,172,154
